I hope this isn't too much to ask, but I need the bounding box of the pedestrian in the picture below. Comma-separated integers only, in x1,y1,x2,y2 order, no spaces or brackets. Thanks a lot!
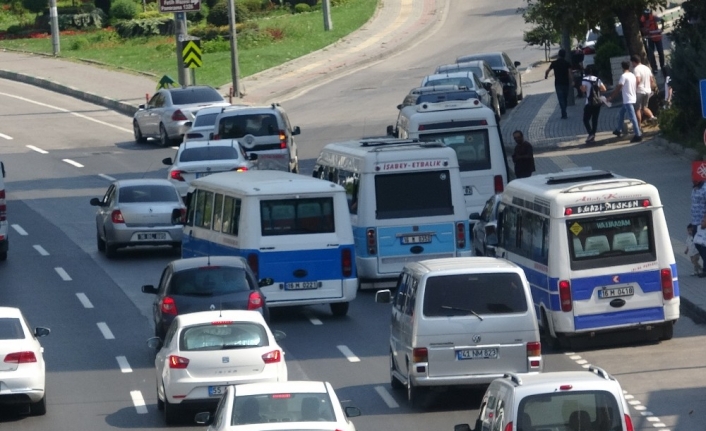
685,224,702,276
694,215,706,277
630,55,657,126
511,130,535,179
662,65,673,109
580,65,606,143
640,9,665,72
571,46,585,98
544,48,572,119
691,180,706,226
607,61,642,143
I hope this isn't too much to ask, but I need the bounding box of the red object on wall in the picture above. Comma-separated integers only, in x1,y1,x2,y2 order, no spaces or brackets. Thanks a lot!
692,161,706,182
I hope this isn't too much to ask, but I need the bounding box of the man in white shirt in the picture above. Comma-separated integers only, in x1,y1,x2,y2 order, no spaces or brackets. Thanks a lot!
608,60,642,143
630,55,657,125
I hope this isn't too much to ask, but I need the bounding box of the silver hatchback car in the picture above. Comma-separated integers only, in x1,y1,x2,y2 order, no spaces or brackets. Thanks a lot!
90,179,185,258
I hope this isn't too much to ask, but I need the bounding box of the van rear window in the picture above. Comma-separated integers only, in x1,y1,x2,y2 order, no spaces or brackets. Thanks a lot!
422,273,527,317
517,391,622,431
419,130,491,171
375,170,453,219
260,198,335,236
219,114,279,139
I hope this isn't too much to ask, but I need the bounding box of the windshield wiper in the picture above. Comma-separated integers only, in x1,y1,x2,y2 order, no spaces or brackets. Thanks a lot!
441,305,483,321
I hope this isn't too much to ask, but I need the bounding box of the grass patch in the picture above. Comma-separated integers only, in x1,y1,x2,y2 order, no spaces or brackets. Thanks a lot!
0,0,378,88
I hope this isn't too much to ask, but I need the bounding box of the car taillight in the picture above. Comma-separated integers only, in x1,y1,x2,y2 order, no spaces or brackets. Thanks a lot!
111,210,124,224
559,280,572,312
160,296,178,315
232,167,248,172
262,350,281,364
583,46,595,55
456,222,466,249
279,130,287,149
503,422,513,431
168,355,189,369
247,291,263,310
179,208,186,223
661,268,674,300
624,414,634,431
171,110,188,121
247,253,259,277
4,351,37,363
342,248,352,277
366,228,377,255
412,347,427,363
526,341,541,356
494,175,504,193
170,170,185,181
0,189,5,222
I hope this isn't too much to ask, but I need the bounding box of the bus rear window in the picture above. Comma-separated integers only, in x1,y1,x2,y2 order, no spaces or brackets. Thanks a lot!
260,198,334,236
375,170,454,219
419,130,491,171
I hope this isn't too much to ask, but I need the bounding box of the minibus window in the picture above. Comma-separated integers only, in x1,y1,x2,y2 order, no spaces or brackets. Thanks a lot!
194,190,214,229
260,198,335,236
222,196,241,236
374,170,453,219
419,130,491,172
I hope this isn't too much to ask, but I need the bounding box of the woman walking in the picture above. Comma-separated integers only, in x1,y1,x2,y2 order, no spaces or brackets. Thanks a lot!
580,65,606,143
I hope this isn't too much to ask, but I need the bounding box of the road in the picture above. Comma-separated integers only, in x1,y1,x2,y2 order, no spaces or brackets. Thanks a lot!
1,0,705,430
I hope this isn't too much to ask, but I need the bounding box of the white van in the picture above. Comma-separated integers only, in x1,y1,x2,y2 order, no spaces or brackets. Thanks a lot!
179,170,357,316
313,138,472,289
387,99,509,216
0,161,6,261
375,257,542,408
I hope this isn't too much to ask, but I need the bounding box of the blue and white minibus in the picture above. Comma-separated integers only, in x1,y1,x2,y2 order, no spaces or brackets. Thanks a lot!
493,169,679,344
313,138,472,289
179,170,357,316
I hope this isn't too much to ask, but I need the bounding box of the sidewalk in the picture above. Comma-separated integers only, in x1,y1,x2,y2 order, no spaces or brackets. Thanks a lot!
1,0,705,326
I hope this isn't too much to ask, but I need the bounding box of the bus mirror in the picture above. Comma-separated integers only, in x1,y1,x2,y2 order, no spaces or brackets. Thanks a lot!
171,208,185,225
386,125,395,136
469,212,481,220
259,278,274,287
375,289,392,304
487,233,498,246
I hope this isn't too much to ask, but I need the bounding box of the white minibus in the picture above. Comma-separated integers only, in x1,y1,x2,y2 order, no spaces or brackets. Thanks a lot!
179,170,357,316
387,99,509,216
492,169,679,346
313,138,472,289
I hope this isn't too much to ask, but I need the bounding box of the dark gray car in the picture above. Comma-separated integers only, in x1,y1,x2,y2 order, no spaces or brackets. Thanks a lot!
435,60,506,114
456,52,523,107
469,193,502,257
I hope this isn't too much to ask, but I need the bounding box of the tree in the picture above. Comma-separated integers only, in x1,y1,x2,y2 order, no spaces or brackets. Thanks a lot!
21,0,44,15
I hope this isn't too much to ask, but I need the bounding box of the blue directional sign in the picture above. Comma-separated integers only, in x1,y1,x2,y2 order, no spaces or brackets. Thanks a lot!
701,79,706,119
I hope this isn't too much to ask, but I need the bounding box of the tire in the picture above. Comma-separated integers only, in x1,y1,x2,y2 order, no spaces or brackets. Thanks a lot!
390,351,404,390
29,394,46,416
159,124,171,148
164,393,180,425
541,310,560,350
105,242,118,259
659,321,674,341
0,251,6,261
157,381,165,411
330,302,349,317
500,96,507,114
493,95,502,119
517,77,524,100
96,232,106,252
133,120,147,144
406,368,425,409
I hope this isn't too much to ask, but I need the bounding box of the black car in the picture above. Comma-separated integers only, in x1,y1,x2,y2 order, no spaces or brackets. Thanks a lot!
469,193,502,257
434,60,506,114
142,256,272,339
456,52,523,107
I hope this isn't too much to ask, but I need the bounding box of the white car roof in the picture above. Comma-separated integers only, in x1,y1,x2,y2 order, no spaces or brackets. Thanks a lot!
114,179,175,187
414,257,522,273
234,381,330,396
174,310,267,327
179,139,242,149
509,370,624,393
193,171,344,196
0,307,23,318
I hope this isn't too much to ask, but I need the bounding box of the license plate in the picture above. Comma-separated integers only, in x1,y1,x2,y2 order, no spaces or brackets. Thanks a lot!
464,186,473,195
196,172,212,178
208,386,227,396
137,233,167,240
402,235,432,245
285,281,320,290
598,287,634,299
457,348,499,360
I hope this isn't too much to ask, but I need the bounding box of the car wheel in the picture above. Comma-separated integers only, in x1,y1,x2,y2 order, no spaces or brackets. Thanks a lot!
29,394,47,416
500,96,507,114
159,124,171,148
133,120,147,144
390,351,404,390
493,96,502,121
517,78,524,100
541,310,560,350
659,321,674,341
163,386,180,425
96,232,106,252
105,242,118,259
406,367,424,408
157,381,165,411
0,251,6,261
330,302,349,317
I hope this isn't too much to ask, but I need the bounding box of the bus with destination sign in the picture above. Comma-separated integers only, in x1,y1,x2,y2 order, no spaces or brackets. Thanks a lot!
490,168,679,346
313,138,471,289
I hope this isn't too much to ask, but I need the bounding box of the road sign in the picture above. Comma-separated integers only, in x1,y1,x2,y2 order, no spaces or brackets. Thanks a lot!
701,79,706,119
182,39,202,69
160,0,200,13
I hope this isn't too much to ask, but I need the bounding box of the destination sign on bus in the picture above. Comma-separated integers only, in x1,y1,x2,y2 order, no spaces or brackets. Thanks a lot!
567,199,646,215
376,159,447,172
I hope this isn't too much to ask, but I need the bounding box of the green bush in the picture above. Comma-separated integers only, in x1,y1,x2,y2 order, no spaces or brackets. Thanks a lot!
330,0,349,4
136,10,162,19
110,0,138,20
35,9,107,31
114,16,174,37
293,3,310,13
594,41,624,85
69,36,90,50
207,1,229,26
22,0,46,15
187,3,208,23
202,35,230,52
190,24,231,40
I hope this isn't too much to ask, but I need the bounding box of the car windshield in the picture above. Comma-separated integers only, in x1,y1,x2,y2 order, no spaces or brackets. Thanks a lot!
375,170,454,219
193,112,220,128
118,185,179,203
179,146,240,162
423,272,528,317
425,77,475,89
230,393,336,425
218,113,279,139
0,318,24,339
417,129,491,172
170,88,224,105
517,390,622,431
170,267,253,296
180,322,267,351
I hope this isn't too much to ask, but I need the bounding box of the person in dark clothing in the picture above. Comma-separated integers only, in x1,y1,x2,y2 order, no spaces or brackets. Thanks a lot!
571,47,585,98
511,130,535,179
580,65,606,143
545,49,572,119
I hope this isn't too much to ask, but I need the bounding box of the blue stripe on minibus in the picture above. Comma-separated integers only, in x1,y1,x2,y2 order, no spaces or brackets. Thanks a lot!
574,307,665,331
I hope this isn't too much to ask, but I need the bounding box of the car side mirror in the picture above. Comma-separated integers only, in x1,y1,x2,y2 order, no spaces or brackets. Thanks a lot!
184,121,192,128
209,132,215,140
386,125,395,136
147,337,163,350
89,198,103,207
375,289,392,304
162,157,173,166
273,330,286,341
194,411,212,425
34,327,50,337
455,424,472,431
292,126,301,136
138,104,145,110
259,277,274,287
469,212,481,220
248,153,258,161
171,208,185,225
396,104,403,110
344,406,362,418
514,61,521,67
142,285,158,294
487,233,498,246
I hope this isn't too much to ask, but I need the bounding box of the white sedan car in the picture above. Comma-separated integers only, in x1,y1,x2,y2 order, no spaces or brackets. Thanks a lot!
0,307,50,415
420,71,493,112
149,310,287,425
195,381,361,431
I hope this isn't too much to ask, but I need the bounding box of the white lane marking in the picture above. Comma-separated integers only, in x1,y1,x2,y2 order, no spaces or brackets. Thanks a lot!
76,293,94,308
303,311,323,326
62,159,84,168
130,390,148,414
99,174,116,181
374,385,399,408
11,224,28,235
647,417,661,422
116,356,133,373
26,145,48,154
576,359,588,365
0,132,12,140
569,355,581,360
628,400,642,405
0,91,132,133
336,345,360,363
55,267,72,281
634,405,647,411
641,411,654,416
651,425,666,428
581,364,590,368
33,245,49,256
624,394,634,399
97,322,115,340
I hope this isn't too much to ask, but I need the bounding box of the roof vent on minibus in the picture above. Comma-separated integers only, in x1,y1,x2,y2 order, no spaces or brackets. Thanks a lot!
545,170,614,185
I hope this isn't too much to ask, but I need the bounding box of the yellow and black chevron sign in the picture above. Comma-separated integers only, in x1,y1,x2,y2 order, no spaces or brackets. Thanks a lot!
182,40,202,69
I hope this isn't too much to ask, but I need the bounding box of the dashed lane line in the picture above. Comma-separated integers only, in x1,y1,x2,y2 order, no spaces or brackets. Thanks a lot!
336,345,360,363
97,322,115,340
33,245,49,256
55,267,72,281
99,174,116,181
76,293,94,309
11,224,27,235
130,390,148,414
0,132,12,140
62,159,84,168
303,311,323,326
26,145,48,154
374,385,399,408
116,356,133,373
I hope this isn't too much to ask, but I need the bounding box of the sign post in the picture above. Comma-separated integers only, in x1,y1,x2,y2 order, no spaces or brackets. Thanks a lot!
160,0,201,87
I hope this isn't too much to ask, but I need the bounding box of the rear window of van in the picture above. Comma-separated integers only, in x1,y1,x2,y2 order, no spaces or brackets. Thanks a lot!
375,170,454,219
260,197,335,236
518,391,622,431
219,114,279,139
423,272,527,317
